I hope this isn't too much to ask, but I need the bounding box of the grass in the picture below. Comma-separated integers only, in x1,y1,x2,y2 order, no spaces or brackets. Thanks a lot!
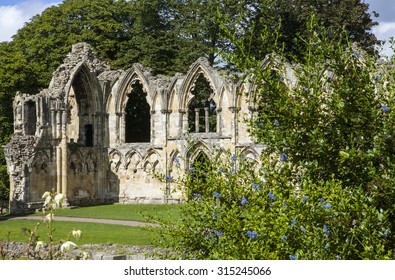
0,219,155,246
0,204,182,246
32,203,182,223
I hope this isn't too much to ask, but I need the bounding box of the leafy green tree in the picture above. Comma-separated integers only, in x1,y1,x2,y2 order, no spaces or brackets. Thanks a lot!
231,0,379,61
169,0,250,66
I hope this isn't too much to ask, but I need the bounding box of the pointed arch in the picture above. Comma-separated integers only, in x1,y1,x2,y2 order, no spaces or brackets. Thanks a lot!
109,149,123,172
186,141,211,168
29,150,49,172
143,148,161,172
124,149,142,171
64,62,101,146
114,66,153,143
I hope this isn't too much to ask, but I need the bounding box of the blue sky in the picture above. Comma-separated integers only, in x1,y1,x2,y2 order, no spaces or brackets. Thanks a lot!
0,0,394,55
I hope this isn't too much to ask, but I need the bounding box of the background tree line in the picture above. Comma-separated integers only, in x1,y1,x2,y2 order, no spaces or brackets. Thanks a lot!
0,0,379,201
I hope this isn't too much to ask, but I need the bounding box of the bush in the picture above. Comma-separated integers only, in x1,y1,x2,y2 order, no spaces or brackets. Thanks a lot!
156,152,393,259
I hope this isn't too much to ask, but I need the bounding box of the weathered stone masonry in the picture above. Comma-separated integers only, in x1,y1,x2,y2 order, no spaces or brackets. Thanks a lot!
4,43,263,214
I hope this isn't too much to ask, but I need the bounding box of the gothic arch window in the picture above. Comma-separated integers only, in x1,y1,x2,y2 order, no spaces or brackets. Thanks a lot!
67,66,96,146
189,151,210,197
188,74,217,133
124,81,151,143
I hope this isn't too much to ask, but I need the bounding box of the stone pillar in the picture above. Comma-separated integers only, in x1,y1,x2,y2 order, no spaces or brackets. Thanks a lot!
115,112,122,144
204,107,209,133
51,108,56,139
61,109,68,199
217,108,222,135
195,108,200,133
56,145,62,194
179,109,186,135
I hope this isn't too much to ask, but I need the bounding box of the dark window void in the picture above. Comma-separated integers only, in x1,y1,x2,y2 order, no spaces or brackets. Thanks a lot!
125,81,151,143
24,101,37,135
188,74,217,133
85,124,93,147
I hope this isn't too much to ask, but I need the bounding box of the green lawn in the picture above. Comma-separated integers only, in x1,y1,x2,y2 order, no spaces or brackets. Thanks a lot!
33,203,182,223
0,219,155,246
0,204,182,246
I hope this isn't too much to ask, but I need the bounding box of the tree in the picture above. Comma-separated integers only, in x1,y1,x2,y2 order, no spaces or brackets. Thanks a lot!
231,0,379,61
169,0,251,66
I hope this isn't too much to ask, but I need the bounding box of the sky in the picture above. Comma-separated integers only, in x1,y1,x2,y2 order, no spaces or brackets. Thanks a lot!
0,0,394,56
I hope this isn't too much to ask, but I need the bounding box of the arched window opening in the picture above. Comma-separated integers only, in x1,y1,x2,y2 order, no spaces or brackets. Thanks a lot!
125,81,151,143
188,74,217,133
67,67,96,147
189,151,210,198
24,101,36,135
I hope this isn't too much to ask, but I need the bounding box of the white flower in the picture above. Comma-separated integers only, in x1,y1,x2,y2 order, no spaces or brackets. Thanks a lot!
35,241,44,251
43,194,52,207
42,191,51,199
60,241,77,253
44,213,54,222
54,193,65,208
71,229,82,239
82,252,90,260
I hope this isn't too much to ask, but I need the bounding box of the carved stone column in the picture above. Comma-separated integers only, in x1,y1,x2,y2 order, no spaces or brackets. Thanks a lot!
195,108,200,133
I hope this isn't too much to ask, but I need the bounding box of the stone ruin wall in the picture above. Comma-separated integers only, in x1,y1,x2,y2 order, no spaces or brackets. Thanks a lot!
4,43,263,214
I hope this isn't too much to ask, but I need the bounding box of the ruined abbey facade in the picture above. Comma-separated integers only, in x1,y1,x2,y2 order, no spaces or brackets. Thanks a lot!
4,43,263,213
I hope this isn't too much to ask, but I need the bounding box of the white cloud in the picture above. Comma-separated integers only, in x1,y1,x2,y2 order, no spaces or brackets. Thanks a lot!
373,22,395,40
0,0,61,42
373,22,395,57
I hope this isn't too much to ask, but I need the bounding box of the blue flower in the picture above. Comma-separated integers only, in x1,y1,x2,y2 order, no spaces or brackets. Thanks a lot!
324,244,329,250
289,255,297,260
193,192,201,198
241,196,248,205
212,212,218,220
280,153,287,163
384,229,389,238
382,105,390,112
319,198,326,202
231,154,236,164
353,50,360,58
218,169,225,174
214,230,223,237
300,226,306,233
281,235,287,241
302,196,308,203
323,225,330,236
322,202,332,212
213,192,222,198
166,175,173,182
274,119,280,128
291,218,296,226
252,182,261,191
268,193,276,200
173,155,180,164
246,230,258,239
